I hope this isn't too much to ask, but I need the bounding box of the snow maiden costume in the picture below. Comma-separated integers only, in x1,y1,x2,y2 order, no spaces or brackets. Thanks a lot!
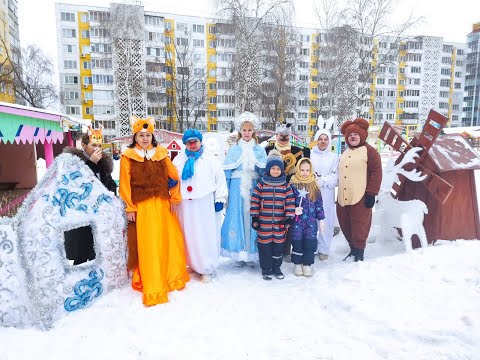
221,112,267,262
289,158,325,276
119,116,189,306
310,126,339,258
173,129,228,281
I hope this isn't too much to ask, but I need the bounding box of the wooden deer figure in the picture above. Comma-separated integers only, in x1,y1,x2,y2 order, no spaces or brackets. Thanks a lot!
372,147,429,251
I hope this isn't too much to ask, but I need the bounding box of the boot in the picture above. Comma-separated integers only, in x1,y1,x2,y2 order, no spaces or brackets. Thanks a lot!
262,269,272,281
354,248,364,262
294,264,303,276
303,265,313,277
273,268,285,280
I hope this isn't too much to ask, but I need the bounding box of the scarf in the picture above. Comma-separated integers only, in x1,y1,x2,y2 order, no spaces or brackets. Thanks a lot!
290,158,320,202
182,146,204,180
262,173,286,186
275,142,291,153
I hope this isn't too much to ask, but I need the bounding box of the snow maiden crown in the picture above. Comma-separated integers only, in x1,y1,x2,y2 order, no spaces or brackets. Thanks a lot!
130,115,155,134
234,111,260,132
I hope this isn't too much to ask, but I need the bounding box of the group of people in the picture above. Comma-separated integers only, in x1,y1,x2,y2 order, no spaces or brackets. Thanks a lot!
66,113,382,306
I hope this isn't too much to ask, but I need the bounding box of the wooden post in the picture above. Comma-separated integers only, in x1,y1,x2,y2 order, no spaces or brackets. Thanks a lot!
44,140,54,168
66,131,74,147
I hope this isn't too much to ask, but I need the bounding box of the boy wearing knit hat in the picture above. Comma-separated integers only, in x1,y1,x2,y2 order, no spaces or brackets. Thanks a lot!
250,150,296,280
336,118,382,262
173,129,228,283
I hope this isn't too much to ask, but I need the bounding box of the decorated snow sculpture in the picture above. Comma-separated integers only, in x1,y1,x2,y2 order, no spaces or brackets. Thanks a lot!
371,147,429,251
0,153,127,329
379,109,480,245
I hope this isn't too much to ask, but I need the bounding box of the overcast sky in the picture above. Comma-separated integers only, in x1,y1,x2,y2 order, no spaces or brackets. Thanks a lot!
17,0,480,70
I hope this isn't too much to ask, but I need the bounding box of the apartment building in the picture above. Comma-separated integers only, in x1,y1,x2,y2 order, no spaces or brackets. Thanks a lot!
0,0,20,103
55,3,466,141
463,23,480,126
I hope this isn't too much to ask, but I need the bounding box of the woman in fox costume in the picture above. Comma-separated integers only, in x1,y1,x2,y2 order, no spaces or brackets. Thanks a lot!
119,116,189,306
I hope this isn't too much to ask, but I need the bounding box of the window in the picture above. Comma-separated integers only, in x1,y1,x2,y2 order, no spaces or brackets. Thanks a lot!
63,44,76,53
194,68,204,76
64,91,79,100
405,90,420,97
410,66,421,73
92,75,114,84
441,57,452,64
61,12,75,22
300,48,309,56
93,105,115,115
62,28,76,38
193,24,204,33
90,28,109,38
440,91,449,98
441,68,451,76
440,79,450,87
297,124,307,132
65,106,80,115
377,78,385,85
89,11,110,22
404,101,419,108
388,78,396,86
146,47,162,56
81,30,90,38
81,13,88,22
64,75,79,84
299,61,309,68
376,90,384,97
176,38,189,46
144,15,163,27
442,45,453,53
82,61,91,70
64,60,77,69
407,53,421,61
91,59,112,69
387,90,396,97
455,72,462,78
209,123,218,131
298,99,308,107
453,104,459,110
84,92,93,100
454,82,461,89
193,39,204,47
438,102,449,109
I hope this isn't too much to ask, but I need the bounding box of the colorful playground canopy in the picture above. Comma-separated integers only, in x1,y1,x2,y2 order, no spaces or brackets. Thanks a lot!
0,102,91,144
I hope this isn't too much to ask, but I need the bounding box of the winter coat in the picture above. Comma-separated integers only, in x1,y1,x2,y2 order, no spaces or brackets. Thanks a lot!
62,147,117,195
289,185,324,240
250,179,296,244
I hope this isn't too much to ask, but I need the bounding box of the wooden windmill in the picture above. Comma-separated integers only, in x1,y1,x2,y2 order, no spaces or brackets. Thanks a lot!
379,109,480,245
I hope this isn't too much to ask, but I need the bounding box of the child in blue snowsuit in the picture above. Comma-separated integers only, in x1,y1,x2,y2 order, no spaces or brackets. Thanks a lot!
289,158,325,277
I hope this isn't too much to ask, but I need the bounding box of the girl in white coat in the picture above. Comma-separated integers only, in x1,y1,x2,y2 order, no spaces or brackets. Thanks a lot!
310,125,339,260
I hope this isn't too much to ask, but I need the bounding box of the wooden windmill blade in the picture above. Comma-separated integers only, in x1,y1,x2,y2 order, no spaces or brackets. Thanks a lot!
416,164,454,205
416,110,449,160
379,122,412,154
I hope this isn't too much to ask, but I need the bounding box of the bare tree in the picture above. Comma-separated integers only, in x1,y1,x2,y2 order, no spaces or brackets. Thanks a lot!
166,29,207,132
259,8,301,129
215,0,294,114
315,0,422,124
1,15,58,108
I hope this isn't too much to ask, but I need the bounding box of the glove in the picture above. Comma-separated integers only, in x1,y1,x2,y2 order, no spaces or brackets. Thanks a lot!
251,217,259,230
364,194,376,209
284,217,294,228
214,202,224,212
168,178,178,189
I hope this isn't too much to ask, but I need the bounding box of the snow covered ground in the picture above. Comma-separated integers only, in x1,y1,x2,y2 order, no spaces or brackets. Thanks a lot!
1,235,479,360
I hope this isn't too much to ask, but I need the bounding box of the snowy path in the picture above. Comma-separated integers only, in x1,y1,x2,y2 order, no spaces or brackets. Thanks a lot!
1,238,479,360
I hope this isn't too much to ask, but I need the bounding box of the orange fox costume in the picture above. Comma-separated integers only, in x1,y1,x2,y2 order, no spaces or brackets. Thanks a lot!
119,143,189,306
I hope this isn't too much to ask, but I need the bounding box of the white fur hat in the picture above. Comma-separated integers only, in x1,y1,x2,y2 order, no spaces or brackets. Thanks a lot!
234,112,260,132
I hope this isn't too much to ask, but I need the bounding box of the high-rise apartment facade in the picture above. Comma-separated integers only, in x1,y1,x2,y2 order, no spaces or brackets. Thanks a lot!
463,23,480,126
0,0,20,103
55,3,466,141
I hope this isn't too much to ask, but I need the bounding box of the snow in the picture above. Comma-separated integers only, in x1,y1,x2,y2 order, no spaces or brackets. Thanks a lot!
1,236,479,360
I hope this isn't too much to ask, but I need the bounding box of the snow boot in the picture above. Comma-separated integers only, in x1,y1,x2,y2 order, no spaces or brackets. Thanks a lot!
273,268,285,280
319,253,329,261
262,270,272,281
294,264,303,276
303,265,313,277
354,248,364,262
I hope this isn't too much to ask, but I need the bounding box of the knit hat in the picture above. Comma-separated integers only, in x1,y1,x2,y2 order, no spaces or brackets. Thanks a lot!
340,118,369,146
130,115,155,134
182,128,203,144
265,149,284,175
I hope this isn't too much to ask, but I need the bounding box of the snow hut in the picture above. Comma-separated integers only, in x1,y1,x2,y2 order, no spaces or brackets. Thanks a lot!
0,153,127,329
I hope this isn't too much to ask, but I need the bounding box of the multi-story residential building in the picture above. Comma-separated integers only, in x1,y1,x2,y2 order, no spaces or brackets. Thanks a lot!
55,3,466,142
0,0,20,103
463,23,480,127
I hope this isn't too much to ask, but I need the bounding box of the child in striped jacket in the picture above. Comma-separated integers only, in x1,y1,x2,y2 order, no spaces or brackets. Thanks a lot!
250,150,296,280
